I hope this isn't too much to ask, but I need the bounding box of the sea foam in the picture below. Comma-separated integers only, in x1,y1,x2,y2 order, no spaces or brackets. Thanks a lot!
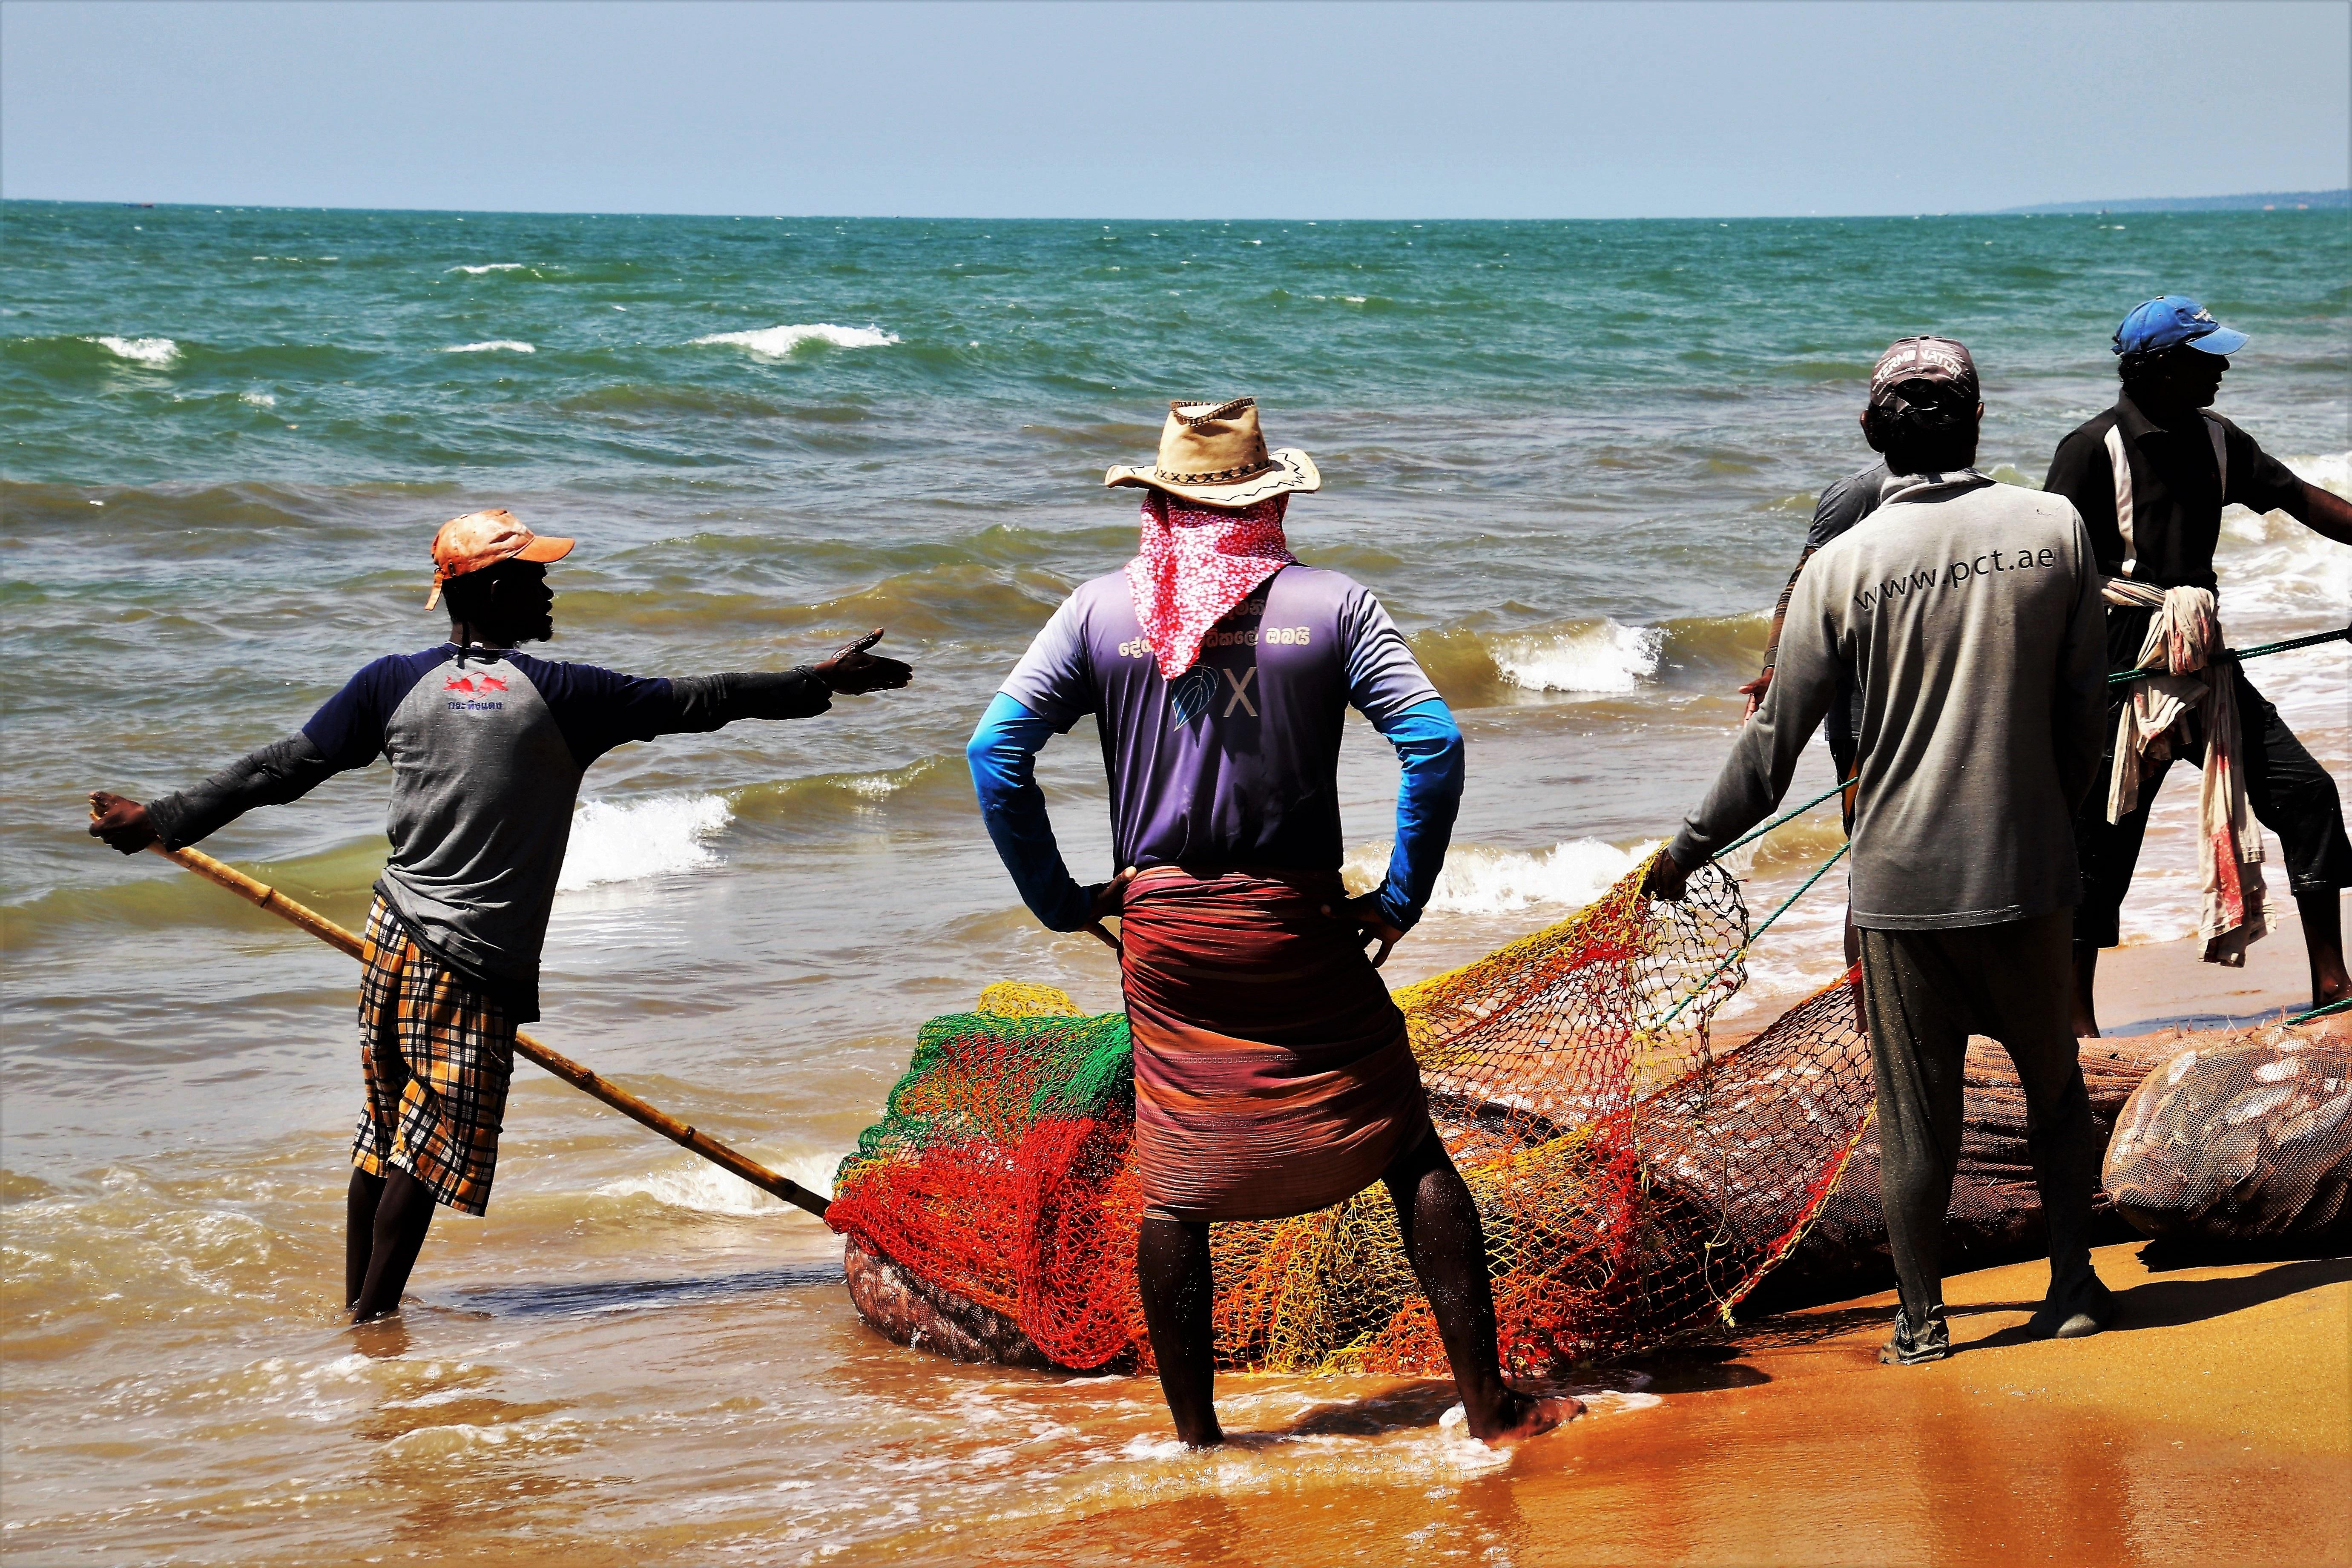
595,1148,838,1215
441,340,535,354
557,794,730,891
1494,619,1663,694
1347,837,1660,916
87,336,180,367
690,323,900,358
446,262,529,275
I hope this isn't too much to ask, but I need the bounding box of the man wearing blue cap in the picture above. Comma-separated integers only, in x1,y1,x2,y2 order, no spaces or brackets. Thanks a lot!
2044,296,2352,1035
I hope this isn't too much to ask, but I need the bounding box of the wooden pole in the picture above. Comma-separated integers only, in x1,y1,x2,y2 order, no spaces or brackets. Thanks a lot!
149,842,833,1221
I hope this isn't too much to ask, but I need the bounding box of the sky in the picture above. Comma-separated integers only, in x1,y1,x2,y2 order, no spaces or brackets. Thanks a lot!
3,0,2346,219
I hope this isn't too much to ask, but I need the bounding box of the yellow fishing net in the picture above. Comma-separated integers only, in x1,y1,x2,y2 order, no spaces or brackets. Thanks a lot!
830,858,1875,1376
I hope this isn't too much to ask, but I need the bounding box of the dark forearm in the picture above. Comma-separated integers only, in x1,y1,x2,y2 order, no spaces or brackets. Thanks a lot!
669,669,832,731
2287,480,2352,547
144,734,339,849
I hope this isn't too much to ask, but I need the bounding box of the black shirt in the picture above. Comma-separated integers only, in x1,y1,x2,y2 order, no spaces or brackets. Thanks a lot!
2042,392,2303,593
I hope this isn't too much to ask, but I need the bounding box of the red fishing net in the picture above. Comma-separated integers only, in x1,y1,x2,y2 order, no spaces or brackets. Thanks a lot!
829,862,1881,1376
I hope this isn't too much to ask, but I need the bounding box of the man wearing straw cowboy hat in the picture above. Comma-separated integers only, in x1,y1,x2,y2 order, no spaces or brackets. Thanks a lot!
968,398,1573,1446
88,509,911,1322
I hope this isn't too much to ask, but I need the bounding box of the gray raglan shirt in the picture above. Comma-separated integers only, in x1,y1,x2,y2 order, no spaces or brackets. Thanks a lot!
1669,472,2108,930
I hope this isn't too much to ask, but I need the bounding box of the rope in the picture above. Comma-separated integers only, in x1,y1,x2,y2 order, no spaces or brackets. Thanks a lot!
1652,841,1851,1035
2286,997,2351,1027
2107,623,2351,686
1716,776,1860,857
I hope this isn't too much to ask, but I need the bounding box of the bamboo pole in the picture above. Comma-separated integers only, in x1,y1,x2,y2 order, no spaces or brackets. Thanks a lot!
149,841,832,1221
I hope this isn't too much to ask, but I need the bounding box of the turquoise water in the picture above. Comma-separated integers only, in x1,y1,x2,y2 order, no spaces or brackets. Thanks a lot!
2,201,2346,1561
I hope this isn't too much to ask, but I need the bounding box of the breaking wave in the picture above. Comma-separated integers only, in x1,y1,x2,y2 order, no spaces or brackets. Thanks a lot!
441,340,535,354
86,335,180,366
1494,619,1663,694
689,323,900,359
1346,837,1661,917
557,794,730,891
445,262,530,275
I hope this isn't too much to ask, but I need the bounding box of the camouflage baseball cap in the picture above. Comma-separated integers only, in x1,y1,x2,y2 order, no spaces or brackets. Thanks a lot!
1867,336,1979,411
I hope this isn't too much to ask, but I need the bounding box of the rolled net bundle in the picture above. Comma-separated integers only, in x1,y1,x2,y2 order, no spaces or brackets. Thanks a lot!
2103,1017,2352,1243
830,862,1880,1375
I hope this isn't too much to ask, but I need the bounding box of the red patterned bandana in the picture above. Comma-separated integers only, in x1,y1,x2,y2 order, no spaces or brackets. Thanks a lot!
1124,491,1295,680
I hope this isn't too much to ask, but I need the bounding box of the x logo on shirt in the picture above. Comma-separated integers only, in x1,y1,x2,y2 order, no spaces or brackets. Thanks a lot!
1223,666,1258,718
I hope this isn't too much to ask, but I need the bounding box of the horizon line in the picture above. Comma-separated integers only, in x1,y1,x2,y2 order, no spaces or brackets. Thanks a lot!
6,191,2347,224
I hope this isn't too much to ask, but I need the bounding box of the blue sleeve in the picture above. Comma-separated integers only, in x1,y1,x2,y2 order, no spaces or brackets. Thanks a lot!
1369,696,1464,933
968,692,1091,932
998,594,1095,733
300,652,434,767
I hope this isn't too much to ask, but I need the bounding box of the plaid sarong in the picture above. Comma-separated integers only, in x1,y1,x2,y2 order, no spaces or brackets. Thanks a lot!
351,898,515,1216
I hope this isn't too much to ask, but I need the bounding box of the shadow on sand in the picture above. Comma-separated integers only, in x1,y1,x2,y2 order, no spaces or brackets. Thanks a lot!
1958,1255,2352,1355
453,1262,846,1319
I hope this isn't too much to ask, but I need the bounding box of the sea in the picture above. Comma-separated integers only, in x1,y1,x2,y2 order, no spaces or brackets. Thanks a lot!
3,201,2346,1564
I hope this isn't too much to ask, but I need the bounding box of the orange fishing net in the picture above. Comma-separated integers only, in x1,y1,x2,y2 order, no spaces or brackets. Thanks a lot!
828,862,1878,1376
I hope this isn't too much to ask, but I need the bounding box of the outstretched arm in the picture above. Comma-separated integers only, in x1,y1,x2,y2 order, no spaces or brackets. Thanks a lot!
2286,480,2352,547
86,655,416,854
967,692,1094,933
93,737,347,854
1648,573,1841,899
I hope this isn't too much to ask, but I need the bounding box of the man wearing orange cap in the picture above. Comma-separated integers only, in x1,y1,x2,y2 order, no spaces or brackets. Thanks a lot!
88,510,911,1321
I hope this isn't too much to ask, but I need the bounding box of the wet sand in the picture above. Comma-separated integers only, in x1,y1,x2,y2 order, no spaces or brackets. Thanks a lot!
885,916,2350,1568
924,1241,2348,1568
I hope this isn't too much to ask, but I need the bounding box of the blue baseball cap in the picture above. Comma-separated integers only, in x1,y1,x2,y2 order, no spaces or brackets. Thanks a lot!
2113,295,2248,357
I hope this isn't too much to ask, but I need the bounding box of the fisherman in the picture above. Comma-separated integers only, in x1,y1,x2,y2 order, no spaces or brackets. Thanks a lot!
1735,347,1915,962
2042,295,2352,1035
86,510,912,1322
967,399,1570,1445
1646,339,2115,1364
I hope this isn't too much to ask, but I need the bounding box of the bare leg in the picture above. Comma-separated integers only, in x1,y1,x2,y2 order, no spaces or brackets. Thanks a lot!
1383,1131,1577,1442
2070,942,2102,1039
1135,1215,1221,1447
2297,889,2351,1011
345,1167,384,1310
350,1166,437,1322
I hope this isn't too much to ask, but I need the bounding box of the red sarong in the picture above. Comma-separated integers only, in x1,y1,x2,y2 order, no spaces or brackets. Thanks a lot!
1118,865,1428,1221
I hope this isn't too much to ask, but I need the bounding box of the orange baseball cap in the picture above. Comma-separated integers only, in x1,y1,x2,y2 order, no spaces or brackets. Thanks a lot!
425,509,574,608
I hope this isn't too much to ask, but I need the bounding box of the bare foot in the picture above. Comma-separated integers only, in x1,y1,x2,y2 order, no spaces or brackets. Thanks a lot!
1470,1390,1582,1446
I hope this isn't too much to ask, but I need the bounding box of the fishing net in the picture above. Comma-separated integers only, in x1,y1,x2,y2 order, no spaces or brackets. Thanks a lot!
828,861,1881,1376
2103,1017,2352,1242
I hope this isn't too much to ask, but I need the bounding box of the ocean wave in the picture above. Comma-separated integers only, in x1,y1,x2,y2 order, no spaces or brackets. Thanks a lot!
238,390,276,407
1495,619,1663,694
440,340,536,354
1346,837,1660,916
86,335,180,367
557,794,730,891
445,263,529,275
726,755,962,827
2211,450,2352,621
1412,613,1763,707
594,1148,838,1215
689,323,900,359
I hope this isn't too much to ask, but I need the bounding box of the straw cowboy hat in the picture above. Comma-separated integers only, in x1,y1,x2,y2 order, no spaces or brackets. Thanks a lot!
1104,397,1321,507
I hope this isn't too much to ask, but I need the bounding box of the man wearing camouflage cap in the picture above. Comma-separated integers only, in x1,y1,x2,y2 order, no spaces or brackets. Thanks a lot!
1651,338,2117,1363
